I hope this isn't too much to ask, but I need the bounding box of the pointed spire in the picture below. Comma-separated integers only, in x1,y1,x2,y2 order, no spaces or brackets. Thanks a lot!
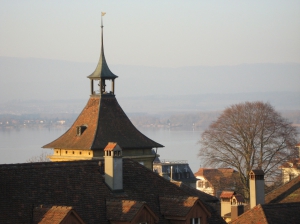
88,12,118,80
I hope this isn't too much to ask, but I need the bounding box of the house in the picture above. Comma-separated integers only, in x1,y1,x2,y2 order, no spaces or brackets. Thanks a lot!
0,143,226,224
219,191,245,222
194,168,241,197
153,159,197,188
42,15,163,170
229,171,300,223
280,143,300,184
280,158,300,183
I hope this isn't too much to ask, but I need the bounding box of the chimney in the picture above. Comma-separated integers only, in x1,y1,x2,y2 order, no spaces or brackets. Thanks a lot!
231,194,245,221
249,170,264,209
231,204,244,221
220,191,235,218
297,143,300,158
104,142,123,191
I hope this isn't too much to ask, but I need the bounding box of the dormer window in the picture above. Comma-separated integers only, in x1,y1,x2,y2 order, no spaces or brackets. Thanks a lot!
76,125,87,136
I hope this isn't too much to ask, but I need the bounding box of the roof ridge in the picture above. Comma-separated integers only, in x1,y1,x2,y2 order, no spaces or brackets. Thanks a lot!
0,160,100,169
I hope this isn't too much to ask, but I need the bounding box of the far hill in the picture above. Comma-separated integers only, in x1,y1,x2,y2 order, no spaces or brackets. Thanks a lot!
0,57,299,112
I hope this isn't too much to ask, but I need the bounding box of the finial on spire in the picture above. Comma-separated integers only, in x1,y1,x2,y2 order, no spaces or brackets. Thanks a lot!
87,12,118,96
101,12,106,28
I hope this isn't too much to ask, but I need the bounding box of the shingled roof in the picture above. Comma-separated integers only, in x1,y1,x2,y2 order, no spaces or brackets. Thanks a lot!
230,202,300,224
279,158,300,169
194,168,241,193
159,196,210,219
265,175,300,204
33,205,85,224
172,181,219,203
43,95,163,150
194,168,237,184
106,200,159,223
171,181,225,224
0,159,225,224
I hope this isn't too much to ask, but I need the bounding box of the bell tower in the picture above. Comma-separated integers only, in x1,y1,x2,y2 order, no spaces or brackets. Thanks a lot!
43,13,163,170
87,13,118,95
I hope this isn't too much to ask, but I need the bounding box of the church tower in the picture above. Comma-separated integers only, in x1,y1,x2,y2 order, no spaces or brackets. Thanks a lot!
43,14,163,169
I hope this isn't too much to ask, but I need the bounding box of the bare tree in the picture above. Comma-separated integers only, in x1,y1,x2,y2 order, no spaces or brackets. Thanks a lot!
198,101,298,199
26,151,50,163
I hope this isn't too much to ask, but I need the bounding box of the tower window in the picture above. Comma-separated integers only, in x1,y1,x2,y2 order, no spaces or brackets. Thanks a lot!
76,125,87,136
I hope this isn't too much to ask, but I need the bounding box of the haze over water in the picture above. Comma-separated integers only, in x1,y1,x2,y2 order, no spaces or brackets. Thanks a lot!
0,127,203,173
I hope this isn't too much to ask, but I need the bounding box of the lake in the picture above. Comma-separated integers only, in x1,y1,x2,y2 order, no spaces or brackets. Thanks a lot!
0,127,203,173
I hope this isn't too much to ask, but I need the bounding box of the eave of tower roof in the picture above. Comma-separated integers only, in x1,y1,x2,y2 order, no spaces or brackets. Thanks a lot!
43,94,163,150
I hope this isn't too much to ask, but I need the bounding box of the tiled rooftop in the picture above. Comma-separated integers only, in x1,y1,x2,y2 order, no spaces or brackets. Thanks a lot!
33,205,84,224
280,158,300,169
106,199,158,222
43,95,163,150
194,168,241,192
230,202,300,224
159,196,207,217
220,191,235,199
0,159,225,224
265,175,300,203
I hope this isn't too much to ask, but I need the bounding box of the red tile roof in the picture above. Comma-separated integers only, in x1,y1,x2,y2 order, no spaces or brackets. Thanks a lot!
106,200,158,223
230,202,300,224
279,158,300,168
33,206,84,224
194,168,236,181
220,191,235,199
171,182,224,224
172,181,219,202
194,168,240,191
265,175,300,204
43,95,163,150
104,142,118,151
0,159,225,224
159,196,210,218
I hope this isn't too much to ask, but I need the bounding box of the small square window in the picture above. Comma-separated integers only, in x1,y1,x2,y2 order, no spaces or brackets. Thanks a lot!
190,218,200,224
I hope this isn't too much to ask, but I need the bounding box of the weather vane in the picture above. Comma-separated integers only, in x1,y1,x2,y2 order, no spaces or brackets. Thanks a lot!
101,12,106,28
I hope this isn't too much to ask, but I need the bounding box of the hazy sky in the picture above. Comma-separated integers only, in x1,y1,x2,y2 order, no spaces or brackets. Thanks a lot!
1,1,299,67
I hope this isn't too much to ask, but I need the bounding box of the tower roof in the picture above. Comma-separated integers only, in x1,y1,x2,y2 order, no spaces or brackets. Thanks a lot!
43,95,163,150
87,14,118,80
43,15,163,153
